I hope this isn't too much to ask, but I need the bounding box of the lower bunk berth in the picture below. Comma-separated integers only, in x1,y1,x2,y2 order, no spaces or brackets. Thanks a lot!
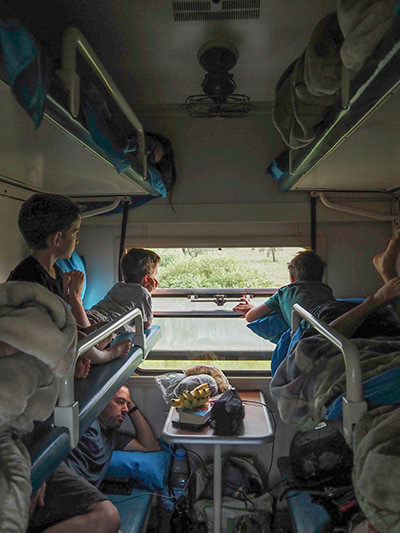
270,303,400,532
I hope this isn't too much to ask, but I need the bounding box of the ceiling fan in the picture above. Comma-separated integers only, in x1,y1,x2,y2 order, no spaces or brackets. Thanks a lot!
181,40,253,118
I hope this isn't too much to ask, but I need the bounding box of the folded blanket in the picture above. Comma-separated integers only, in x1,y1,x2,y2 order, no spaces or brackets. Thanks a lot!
0,281,77,532
0,431,31,533
304,12,344,97
338,0,397,72
353,405,400,532
0,281,77,378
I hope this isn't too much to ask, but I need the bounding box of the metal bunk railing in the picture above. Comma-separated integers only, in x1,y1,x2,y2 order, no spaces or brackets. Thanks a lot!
56,27,147,180
54,308,145,447
291,303,367,444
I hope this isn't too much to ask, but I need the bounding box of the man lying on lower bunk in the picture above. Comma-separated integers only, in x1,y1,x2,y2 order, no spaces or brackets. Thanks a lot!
28,385,160,533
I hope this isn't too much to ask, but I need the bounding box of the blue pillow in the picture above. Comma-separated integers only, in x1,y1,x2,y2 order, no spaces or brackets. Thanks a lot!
105,441,172,492
247,313,289,343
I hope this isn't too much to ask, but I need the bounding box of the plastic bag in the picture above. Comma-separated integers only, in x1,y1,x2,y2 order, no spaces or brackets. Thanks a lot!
194,493,272,533
173,374,219,398
196,456,263,501
155,372,185,404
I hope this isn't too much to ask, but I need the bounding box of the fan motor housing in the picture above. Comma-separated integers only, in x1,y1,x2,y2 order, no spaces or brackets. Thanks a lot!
197,41,239,73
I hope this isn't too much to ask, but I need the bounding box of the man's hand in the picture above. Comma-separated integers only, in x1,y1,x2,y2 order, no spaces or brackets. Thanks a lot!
233,297,253,317
373,277,400,308
127,399,137,413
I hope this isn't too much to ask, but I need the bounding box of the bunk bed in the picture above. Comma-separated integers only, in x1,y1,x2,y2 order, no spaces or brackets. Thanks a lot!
25,311,161,532
267,0,400,193
0,21,174,200
270,303,400,532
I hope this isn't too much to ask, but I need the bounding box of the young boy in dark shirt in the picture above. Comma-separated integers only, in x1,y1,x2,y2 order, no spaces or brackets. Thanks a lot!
8,193,131,375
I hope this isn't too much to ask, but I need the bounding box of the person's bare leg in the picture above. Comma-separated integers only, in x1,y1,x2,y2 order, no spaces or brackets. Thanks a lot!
83,322,114,350
373,233,400,317
43,500,120,533
86,337,132,364
373,233,400,282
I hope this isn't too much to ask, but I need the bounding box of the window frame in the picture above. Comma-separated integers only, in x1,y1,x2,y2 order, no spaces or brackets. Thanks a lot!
137,286,279,376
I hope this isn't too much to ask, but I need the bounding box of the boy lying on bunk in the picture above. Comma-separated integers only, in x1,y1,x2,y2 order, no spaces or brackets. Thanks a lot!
59,247,159,334
87,247,160,331
234,249,335,328
7,193,132,377
28,384,160,533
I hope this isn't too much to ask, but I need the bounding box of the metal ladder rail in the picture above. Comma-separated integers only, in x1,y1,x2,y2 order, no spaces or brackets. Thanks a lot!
292,303,367,444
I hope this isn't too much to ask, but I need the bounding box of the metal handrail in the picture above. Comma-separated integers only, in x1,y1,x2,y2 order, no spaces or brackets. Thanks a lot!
291,304,367,444
56,27,147,179
54,308,145,446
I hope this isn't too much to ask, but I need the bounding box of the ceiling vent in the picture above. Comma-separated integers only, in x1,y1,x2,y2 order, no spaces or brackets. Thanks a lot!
181,40,254,118
172,1,260,22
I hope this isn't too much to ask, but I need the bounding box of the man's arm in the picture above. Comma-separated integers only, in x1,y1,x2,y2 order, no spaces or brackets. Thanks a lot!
245,303,273,323
233,299,273,322
123,400,161,452
329,277,400,337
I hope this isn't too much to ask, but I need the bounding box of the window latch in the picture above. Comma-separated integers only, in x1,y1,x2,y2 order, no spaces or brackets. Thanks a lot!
187,294,253,306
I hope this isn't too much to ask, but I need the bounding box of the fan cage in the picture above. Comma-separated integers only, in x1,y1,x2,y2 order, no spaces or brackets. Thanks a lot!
181,94,254,118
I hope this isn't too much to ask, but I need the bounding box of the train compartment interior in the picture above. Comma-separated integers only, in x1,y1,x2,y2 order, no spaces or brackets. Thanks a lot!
1,1,400,532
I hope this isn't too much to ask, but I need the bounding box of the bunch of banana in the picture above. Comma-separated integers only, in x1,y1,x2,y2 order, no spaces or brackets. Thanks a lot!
170,383,210,410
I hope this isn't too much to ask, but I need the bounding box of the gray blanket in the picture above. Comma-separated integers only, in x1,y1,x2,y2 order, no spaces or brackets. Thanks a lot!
0,281,77,532
270,334,400,532
353,405,400,532
338,0,396,72
270,334,400,430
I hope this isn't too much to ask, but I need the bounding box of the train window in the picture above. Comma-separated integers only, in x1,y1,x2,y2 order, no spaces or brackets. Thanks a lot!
139,247,304,373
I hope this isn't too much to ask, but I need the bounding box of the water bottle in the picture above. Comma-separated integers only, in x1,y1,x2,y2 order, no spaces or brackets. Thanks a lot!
169,447,191,532
170,447,189,503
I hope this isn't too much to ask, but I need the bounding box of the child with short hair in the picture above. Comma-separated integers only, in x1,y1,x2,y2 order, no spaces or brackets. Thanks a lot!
234,249,335,327
89,248,160,330
8,193,131,375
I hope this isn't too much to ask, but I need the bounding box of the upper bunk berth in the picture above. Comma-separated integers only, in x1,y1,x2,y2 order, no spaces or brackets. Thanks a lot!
0,21,174,200
267,0,400,193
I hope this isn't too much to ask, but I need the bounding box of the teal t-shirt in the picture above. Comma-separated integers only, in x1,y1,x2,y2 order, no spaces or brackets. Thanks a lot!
265,281,335,327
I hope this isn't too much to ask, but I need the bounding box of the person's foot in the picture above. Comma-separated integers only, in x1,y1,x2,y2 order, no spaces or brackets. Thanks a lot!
69,270,85,298
0,340,18,356
373,233,400,282
108,338,132,360
74,356,91,379
83,322,114,350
